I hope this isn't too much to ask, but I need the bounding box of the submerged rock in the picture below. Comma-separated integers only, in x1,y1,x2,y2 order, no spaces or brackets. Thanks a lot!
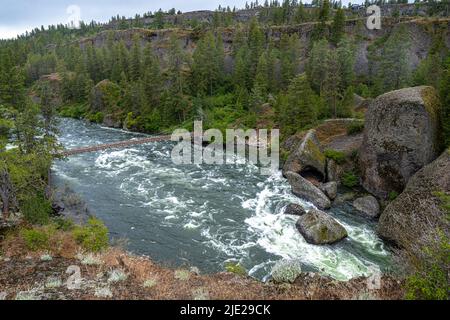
378,149,450,252
353,196,380,219
359,86,442,199
283,130,326,180
285,172,331,210
284,204,307,216
296,209,348,245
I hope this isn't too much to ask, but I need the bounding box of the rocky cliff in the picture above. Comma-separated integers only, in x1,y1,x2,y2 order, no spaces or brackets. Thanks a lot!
78,18,450,78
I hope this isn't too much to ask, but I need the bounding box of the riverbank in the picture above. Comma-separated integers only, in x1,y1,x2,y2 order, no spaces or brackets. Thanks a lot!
0,231,404,300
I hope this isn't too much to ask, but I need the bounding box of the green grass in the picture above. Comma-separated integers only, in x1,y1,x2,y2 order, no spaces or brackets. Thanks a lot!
324,149,346,165
347,121,365,135
342,171,359,188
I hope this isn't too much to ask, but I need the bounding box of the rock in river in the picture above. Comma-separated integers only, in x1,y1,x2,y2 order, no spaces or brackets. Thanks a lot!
285,171,331,210
353,196,380,219
284,204,307,216
296,209,348,245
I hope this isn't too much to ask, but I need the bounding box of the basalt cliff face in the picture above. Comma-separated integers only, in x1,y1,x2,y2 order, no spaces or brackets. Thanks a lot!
77,18,450,77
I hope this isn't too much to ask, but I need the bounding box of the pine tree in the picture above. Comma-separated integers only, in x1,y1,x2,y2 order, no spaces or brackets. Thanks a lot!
191,31,221,96
306,39,329,93
336,37,355,91
330,7,345,45
294,2,306,24
312,0,330,41
130,34,142,81
248,18,265,86
167,35,188,95
280,34,300,89
142,44,162,108
277,74,318,134
251,51,270,109
323,49,342,118
233,44,250,90
374,25,410,94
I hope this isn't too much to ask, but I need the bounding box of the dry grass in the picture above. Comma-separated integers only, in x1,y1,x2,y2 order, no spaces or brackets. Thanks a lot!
0,227,405,300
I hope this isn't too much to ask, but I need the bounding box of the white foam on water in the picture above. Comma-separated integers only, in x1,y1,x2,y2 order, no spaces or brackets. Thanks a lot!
243,172,389,281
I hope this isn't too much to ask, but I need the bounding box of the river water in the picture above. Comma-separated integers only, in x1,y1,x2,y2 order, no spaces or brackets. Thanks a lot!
52,118,392,281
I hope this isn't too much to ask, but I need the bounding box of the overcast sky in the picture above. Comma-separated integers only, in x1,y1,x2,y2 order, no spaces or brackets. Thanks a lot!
0,0,362,40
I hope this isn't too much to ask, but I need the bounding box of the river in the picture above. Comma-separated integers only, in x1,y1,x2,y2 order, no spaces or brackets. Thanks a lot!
52,118,392,281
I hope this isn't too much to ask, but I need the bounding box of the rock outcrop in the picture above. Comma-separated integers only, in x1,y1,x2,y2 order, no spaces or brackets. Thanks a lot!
283,130,326,181
285,172,331,210
359,86,442,199
378,149,450,251
296,209,348,245
353,196,380,219
284,204,307,216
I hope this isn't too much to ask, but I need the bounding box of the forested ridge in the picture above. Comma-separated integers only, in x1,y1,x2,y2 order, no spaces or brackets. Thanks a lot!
0,0,449,300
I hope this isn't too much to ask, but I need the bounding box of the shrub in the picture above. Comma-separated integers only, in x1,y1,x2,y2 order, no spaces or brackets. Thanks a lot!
347,121,365,135
72,217,109,252
224,262,247,276
324,149,346,165
53,217,75,232
342,171,359,188
87,112,104,124
21,229,50,251
405,231,450,300
271,260,302,283
388,191,399,201
21,195,52,225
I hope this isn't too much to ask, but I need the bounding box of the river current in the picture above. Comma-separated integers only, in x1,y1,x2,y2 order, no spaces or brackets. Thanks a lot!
52,118,391,281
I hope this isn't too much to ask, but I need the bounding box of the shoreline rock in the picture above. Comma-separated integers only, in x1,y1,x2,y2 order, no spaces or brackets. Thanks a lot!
359,86,442,199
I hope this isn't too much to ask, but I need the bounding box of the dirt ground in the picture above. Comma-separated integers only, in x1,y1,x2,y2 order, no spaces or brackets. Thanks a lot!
0,246,404,300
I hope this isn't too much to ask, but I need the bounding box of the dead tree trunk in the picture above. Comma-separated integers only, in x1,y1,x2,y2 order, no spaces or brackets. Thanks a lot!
0,169,14,220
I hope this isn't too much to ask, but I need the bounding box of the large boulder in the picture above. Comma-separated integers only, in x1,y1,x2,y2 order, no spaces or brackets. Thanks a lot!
378,149,450,252
353,196,380,219
359,86,442,199
283,130,326,181
285,172,331,210
296,209,348,245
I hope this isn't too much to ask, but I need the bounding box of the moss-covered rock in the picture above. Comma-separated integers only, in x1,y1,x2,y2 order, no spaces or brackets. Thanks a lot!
378,149,450,253
359,86,442,199
295,209,348,245
283,129,326,179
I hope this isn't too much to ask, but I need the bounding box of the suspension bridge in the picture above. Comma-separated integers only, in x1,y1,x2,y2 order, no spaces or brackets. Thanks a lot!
61,135,173,156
